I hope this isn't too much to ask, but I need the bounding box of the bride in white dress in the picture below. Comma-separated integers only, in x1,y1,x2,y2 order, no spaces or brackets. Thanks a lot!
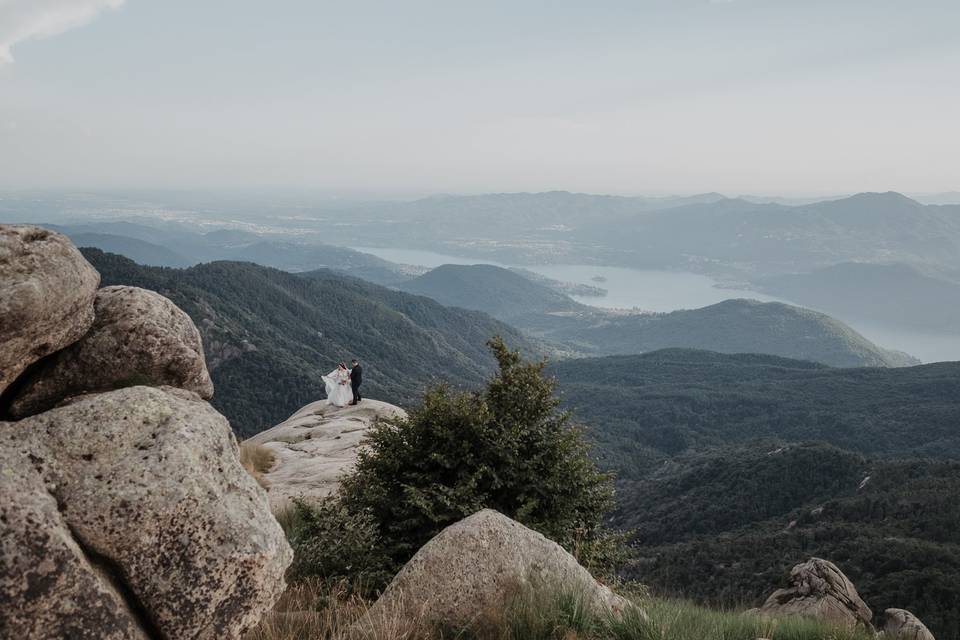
322,362,354,407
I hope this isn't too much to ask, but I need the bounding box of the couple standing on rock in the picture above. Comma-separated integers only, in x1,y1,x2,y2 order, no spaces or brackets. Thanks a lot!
321,358,362,407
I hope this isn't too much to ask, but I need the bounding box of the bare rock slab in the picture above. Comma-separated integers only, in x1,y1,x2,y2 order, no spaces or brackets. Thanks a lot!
247,399,405,509
0,386,292,640
882,608,936,640
756,557,873,629
0,225,99,395
10,285,214,417
359,509,633,633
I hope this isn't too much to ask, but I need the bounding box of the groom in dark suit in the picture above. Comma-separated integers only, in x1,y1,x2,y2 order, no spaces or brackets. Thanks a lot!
349,358,362,405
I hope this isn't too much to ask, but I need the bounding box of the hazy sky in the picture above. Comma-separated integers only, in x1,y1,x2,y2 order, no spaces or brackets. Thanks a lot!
0,0,958,196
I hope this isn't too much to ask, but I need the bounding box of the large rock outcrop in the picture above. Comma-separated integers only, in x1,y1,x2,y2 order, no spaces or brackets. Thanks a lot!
9,285,214,418
358,509,632,633
754,558,873,629
882,609,936,640
0,386,292,640
0,225,99,395
247,399,405,509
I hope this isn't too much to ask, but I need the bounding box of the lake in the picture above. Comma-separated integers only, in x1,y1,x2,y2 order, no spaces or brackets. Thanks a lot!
353,246,960,363
353,247,786,311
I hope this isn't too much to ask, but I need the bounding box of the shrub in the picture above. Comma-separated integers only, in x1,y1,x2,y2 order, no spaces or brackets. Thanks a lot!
340,337,618,575
285,498,393,594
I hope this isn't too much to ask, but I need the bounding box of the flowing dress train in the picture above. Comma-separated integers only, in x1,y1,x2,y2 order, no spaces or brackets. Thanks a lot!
321,368,354,407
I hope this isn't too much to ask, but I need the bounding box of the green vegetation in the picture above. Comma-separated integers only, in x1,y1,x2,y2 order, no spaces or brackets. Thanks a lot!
551,348,960,468
284,498,393,593
82,249,535,436
551,349,960,638
283,339,618,597
545,299,918,367
339,337,616,574
398,263,585,323
245,581,876,640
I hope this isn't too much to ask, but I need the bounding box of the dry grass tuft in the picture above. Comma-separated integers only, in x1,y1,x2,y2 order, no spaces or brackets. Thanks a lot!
240,441,276,488
271,502,300,536
243,579,434,640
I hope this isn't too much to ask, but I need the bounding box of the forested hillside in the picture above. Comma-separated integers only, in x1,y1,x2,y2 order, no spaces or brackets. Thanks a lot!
552,349,959,474
82,249,534,436
551,349,960,637
545,299,918,367
397,263,586,323
620,446,960,639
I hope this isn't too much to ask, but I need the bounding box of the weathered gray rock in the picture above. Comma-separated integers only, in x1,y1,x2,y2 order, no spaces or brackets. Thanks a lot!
0,386,292,639
247,399,406,509
9,285,213,417
0,445,149,640
0,225,99,395
359,509,633,633
882,609,935,640
755,558,873,629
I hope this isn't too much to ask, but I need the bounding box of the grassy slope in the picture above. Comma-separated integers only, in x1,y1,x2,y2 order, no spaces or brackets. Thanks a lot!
245,578,876,640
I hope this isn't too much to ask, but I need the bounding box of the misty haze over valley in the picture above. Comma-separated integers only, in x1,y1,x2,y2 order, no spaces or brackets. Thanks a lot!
6,187,959,363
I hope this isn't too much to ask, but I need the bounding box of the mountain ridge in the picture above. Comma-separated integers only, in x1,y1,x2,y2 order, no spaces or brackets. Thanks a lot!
81,249,537,436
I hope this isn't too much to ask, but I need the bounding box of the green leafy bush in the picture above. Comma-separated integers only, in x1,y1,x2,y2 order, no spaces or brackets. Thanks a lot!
285,498,393,594
340,337,618,574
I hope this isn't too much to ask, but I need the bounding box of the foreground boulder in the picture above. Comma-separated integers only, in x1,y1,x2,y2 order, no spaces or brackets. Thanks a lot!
754,558,873,629
0,225,99,395
0,386,292,640
0,445,149,640
358,509,632,633
882,609,935,640
247,399,405,508
9,285,214,418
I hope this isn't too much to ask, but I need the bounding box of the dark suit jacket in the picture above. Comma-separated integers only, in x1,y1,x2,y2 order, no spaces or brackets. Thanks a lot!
350,364,362,386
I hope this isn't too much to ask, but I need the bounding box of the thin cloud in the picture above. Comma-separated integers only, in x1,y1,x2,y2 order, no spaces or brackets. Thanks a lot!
0,0,124,63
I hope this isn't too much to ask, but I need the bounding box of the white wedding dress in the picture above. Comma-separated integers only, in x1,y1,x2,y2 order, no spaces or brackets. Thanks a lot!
322,368,354,407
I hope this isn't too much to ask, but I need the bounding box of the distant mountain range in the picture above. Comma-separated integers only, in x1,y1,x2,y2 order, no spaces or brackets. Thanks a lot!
399,263,918,367
585,191,960,276
223,190,960,277
82,249,535,436
47,222,421,286
12,189,960,281
550,349,960,638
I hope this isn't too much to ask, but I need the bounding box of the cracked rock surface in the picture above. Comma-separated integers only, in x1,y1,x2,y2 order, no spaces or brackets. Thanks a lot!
882,608,936,640
247,399,405,509
755,557,873,629
0,225,99,395
0,386,292,640
10,285,214,418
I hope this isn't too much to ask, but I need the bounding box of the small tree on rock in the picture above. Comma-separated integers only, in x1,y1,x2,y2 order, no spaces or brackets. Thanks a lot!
340,337,616,572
